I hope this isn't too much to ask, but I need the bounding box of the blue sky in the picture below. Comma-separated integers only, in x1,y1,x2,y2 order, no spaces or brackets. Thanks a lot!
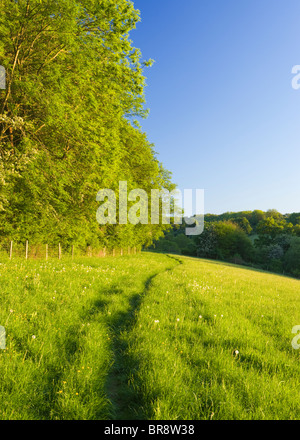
131,0,300,215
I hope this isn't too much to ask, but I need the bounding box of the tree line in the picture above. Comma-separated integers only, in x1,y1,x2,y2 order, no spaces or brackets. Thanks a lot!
149,210,300,278
0,0,174,252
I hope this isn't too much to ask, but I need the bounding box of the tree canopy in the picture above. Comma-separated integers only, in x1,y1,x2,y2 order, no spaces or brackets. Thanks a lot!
0,0,174,250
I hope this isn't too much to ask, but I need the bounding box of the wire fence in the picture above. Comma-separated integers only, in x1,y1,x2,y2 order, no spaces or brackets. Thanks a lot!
0,241,141,260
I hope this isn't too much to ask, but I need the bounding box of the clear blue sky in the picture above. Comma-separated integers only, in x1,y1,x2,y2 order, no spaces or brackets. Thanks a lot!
131,0,300,215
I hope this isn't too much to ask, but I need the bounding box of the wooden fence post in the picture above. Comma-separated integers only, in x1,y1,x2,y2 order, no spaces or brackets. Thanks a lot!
58,243,61,260
9,241,13,260
103,247,106,257
25,240,28,260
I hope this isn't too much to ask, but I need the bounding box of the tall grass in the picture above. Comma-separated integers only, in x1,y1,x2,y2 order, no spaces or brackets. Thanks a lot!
0,253,175,420
1,252,300,420
125,256,300,420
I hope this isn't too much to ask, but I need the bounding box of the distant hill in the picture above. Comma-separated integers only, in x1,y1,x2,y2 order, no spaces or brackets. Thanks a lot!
148,209,300,278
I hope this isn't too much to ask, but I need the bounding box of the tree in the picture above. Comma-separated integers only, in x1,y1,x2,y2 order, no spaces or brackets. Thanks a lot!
265,209,284,220
213,221,253,262
256,218,286,246
0,0,173,249
234,217,252,235
196,221,253,262
283,237,300,277
287,213,300,226
196,222,218,259
249,210,266,230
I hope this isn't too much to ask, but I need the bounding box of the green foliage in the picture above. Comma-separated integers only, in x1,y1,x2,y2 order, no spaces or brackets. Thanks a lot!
0,0,173,249
195,222,218,259
234,217,252,234
204,210,266,232
152,209,300,278
214,221,253,261
283,237,300,277
149,222,197,256
256,218,286,245
196,221,253,263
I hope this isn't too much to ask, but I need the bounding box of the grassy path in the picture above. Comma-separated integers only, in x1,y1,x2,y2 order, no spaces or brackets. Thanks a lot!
105,255,181,420
0,253,176,420
1,252,300,420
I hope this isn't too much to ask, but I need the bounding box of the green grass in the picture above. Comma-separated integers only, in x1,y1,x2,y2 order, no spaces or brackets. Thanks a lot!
1,252,300,420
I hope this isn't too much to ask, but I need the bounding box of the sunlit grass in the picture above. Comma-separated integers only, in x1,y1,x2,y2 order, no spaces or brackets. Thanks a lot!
0,253,175,420
1,252,300,420
125,255,300,420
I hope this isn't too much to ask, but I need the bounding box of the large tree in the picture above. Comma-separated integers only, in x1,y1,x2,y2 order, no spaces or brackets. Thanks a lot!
0,0,174,249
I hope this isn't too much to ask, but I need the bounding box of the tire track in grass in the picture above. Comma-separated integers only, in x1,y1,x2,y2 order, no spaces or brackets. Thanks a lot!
105,255,181,420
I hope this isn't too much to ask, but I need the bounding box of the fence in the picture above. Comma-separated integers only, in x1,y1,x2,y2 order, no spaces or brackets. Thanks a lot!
0,240,140,260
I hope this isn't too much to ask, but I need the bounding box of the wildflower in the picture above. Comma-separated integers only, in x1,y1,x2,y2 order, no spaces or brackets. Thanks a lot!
177,318,180,322
199,315,202,319
32,335,36,339
154,320,159,323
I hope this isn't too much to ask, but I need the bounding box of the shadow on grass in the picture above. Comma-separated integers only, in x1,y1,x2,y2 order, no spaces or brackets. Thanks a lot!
103,257,180,420
103,275,157,420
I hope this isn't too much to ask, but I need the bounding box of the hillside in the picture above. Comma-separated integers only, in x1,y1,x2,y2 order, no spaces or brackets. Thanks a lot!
149,209,300,278
1,252,300,420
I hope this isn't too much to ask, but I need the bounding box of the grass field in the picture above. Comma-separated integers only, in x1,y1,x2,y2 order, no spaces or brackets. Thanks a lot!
0,252,300,420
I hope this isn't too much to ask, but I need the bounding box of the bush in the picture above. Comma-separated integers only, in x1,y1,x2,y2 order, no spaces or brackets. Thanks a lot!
283,237,300,277
214,221,254,262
